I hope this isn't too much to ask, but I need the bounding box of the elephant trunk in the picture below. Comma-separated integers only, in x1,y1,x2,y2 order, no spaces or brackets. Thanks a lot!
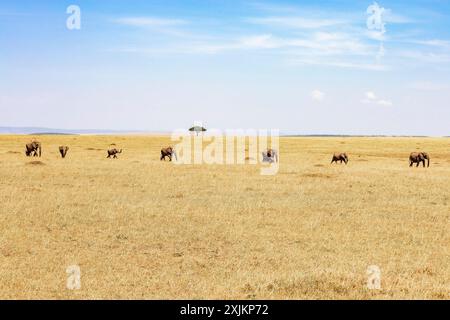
427,156,430,167
38,145,42,157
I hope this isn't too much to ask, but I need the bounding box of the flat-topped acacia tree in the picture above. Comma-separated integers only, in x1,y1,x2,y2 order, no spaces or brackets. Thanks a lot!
189,126,207,136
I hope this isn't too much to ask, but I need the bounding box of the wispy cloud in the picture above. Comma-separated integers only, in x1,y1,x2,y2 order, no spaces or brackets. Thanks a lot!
110,4,448,71
289,58,388,71
383,9,414,24
114,17,188,27
408,81,450,91
408,39,450,49
397,50,450,63
246,16,346,29
113,16,191,37
187,32,373,56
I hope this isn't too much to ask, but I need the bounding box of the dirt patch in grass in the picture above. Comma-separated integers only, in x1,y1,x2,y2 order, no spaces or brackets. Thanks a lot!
301,173,334,179
26,161,45,166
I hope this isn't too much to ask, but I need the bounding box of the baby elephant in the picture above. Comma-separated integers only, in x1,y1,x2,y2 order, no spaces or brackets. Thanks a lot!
59,146,69,158
331,153,348,164
160,147,177,161
409,152,430,167
107,148,122,159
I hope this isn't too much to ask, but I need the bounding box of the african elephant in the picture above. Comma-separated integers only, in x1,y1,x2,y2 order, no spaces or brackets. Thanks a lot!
25,141,41,157
261,149,278,163
331,153,348,164
107,148,122,159
160,147,177,161
409,152,430,167
59,146,69,158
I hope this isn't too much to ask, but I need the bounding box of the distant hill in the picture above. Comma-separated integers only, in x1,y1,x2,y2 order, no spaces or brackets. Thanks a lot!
0,126,150,135
0,127,446,137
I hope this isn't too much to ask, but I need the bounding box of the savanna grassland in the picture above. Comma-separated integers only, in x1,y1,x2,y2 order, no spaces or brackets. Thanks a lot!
0,135,449,299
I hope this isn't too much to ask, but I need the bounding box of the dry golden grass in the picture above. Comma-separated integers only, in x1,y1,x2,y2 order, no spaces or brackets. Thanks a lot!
0,135,449,299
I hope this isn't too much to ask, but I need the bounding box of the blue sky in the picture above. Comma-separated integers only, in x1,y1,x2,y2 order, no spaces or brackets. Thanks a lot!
1,0,449,135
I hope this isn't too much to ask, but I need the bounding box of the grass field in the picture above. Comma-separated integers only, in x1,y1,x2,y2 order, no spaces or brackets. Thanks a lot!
0,135,449,299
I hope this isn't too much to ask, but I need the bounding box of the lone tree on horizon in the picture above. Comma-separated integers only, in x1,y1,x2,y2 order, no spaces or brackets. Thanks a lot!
189,125,207,136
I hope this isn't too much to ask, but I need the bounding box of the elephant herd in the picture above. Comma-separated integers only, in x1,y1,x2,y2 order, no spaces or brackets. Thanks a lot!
329,152,430,167
25,140,121,159
23,140,432,167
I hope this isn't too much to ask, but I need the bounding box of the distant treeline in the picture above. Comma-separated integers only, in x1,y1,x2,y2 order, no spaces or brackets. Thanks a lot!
282,134,432,138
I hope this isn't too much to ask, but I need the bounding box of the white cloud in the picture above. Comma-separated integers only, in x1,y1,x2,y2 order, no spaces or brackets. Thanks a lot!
362,91,392,106
377,99,393,106
311,90,325,101
366,91,377,100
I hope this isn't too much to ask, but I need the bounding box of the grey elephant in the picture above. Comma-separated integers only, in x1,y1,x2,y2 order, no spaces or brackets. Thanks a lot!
25,141,42,157
331,153,348,164
409,152,430,167
59,146,69,158
160,147,177,161
107,148,122,159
